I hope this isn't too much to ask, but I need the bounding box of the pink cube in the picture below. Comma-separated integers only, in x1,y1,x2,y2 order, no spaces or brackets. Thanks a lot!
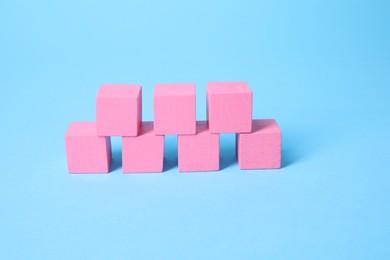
122,122,164,173
65,122,111,173
236,119,282,169
207,82,252,133
154,83,196,135
96,84,142,136
178,121,220,172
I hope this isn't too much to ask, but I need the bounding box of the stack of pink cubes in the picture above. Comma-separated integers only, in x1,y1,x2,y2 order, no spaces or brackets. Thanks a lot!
65,82,282,173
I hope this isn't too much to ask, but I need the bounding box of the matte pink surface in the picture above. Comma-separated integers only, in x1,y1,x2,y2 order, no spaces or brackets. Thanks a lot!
178,121,220,172
154,83,196,135
236,119,282,169
207,82,252,134
96,84,142,137
65,122,111,173
122,122,164,173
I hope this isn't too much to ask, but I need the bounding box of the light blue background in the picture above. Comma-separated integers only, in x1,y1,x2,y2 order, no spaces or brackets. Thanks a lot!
1,0,389,259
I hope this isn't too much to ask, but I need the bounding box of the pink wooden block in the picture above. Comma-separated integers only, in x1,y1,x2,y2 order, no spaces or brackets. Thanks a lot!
96,84,142,136
122,122,164,173
207,82,252,133
236,119,282,169
65,122,111,173
154,83,196,135
178,121,220,172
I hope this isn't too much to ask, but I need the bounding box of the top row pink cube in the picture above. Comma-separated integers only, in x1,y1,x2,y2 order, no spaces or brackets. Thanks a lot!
154,83,196,135
95,82,253,136
207,82,252,133
96,84,142,136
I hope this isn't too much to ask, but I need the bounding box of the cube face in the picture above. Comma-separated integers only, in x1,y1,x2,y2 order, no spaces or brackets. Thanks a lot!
207,82,252,134
236,119,281,169
65,122,111,173
178,121,220,172
154,83,196,135
122,122,164,173
96,84,142,136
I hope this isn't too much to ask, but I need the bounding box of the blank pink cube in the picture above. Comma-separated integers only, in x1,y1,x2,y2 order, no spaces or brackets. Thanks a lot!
65,122,111,173
154,83,196,135
178,121,220,172
96,84,142,136
236,119,282,169
207,82,252,133
122,122,164,173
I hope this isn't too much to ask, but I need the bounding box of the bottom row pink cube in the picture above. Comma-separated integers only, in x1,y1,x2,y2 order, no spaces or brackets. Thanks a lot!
122,122,164,173
178,121,220,172
65,122,111,173
236,119,282,169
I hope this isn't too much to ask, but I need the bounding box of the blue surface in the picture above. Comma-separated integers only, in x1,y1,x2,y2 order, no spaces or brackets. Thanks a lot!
1,0,389,259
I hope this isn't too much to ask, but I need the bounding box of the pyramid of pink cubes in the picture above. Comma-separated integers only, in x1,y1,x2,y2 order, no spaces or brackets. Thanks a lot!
64,82,282,173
